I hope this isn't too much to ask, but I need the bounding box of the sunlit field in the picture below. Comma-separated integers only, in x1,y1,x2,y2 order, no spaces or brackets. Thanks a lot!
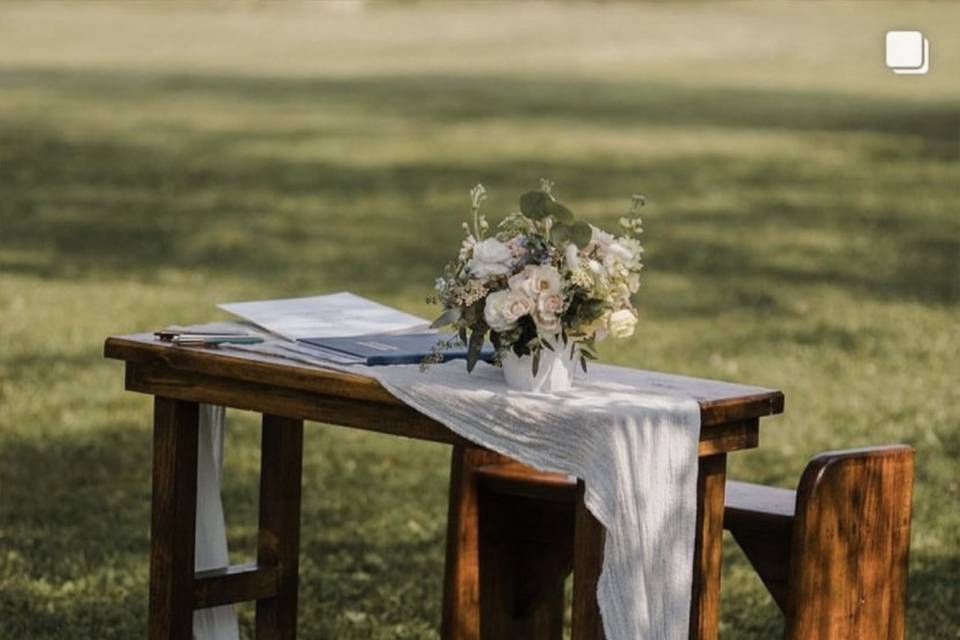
0,2,957,638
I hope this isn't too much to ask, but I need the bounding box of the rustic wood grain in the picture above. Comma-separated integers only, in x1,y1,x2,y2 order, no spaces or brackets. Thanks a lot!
571,480,606,640
724,481,795,611
255,414,305,640
688,454,727,640
724,446,914,638
105,333,784,428
441,446,511,640
125,360,480,447
149,397,200,640
193,563,279,610
785,446,914,640
126,359,763,456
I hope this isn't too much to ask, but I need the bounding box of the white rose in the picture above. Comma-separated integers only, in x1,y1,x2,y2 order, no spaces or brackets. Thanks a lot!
468,238,514,279
483,290,516,332
603,253,629,278
604,240,633,262
528,265,562,295
537,293,565,317
589,226,614,251
505,235,527,260
502,290,534,323
508,269,535,297
608,309,638,339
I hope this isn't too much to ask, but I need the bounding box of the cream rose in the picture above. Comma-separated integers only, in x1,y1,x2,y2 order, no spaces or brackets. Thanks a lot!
468,238,514,279
509,265,562,297
483,290,515,332
502,290,534,323
589,226,615,251
537,293,565,317
505,235,527,260
608,309,638,339
528,265,562,295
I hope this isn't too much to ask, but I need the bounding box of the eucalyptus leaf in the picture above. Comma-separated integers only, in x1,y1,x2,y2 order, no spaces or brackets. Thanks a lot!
568,220,593,249
466,328,487,373
549,223,570,246
532,349,541,377
541,337,554,351
430,307,461,328
520,191,551,220
545,200,574,224
580,355,588,373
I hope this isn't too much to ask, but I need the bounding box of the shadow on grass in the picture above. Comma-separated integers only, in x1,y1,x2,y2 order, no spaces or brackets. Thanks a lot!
721,542,960,640
0,419,450,638
3,67,958,151
2,129,956,308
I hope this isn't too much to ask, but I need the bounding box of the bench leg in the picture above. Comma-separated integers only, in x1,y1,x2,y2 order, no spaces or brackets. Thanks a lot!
149,397,200,640
255,414,304,640
441,446,511,640
689,454,727,640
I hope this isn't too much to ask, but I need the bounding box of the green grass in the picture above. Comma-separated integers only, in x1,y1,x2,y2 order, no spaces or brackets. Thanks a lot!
0,2,958,638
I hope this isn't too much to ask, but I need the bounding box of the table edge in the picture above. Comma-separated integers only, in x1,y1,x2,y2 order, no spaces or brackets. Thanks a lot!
104,334,785,426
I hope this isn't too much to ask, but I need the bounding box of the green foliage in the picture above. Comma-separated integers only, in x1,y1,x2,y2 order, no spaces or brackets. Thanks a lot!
466,326,488,373
519,190,552,220
0,3,958,639
550,219,592,249
519,190,574,224
429,307,460,329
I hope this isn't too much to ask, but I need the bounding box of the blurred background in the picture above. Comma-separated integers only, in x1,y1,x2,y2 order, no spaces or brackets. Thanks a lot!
0,2,957,638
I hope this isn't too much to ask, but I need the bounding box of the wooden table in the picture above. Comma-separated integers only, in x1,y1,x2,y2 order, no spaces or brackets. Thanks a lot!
105,333,783,640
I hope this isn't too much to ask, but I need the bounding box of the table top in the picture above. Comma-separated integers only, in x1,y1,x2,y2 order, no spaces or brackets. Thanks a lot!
104,333,784,429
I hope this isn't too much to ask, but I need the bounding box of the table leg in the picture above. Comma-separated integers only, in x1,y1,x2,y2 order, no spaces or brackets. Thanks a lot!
441,445,510,640
689,453,727,640
149,397,200,640
571,480,605,640
255,414,304,640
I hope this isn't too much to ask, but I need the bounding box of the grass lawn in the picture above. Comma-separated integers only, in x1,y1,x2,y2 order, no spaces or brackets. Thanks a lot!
0,2,957,638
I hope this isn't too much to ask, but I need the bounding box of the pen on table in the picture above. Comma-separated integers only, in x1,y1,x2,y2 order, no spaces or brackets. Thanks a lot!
170,334,265,346
154,329,254,340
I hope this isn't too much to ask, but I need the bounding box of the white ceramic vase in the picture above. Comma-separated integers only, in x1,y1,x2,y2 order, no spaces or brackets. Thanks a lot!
501,340,578,393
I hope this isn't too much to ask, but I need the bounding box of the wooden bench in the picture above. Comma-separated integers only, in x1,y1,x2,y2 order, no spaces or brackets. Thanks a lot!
457,445,914,639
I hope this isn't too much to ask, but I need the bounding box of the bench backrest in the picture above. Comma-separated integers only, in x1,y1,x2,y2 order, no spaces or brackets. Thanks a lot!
786,445,914,640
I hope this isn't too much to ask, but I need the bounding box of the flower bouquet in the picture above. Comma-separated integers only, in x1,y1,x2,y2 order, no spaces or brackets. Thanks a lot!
428,181,645,392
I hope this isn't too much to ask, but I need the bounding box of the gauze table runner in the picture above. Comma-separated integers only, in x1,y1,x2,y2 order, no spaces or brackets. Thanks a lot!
188,327,702,640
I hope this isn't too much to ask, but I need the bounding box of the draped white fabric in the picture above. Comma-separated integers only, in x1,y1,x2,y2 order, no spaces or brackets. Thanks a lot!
364,360,701,639
193,404,240,640
186,324,708,639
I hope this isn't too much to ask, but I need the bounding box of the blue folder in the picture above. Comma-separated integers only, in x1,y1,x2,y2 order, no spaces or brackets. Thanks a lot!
298,332,495,366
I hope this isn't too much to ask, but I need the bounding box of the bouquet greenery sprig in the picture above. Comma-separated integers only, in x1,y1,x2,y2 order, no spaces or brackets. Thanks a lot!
428,180,645,375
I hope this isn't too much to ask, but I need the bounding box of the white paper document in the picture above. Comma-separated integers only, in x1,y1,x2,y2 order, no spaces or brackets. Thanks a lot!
218,292,430,341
